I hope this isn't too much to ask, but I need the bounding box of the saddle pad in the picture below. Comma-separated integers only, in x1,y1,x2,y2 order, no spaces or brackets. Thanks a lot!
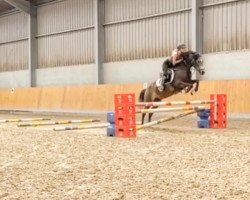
168,69,175,83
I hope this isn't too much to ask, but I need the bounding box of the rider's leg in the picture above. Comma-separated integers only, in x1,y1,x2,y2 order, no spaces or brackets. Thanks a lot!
158,59,175,92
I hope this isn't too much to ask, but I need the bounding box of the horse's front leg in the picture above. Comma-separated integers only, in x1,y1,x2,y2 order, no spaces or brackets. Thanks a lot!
175,81,193,93
190,81,199,95
177,81,193,88
182,85,193,93
194,81,199,92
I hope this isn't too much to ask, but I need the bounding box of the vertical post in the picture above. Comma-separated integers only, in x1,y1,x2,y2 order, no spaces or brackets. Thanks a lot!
114,94,136,138
210,94,227,128
209,94,216,128
94,0,105,84
28,5,38,87
191,0,203,53
217,94,227,128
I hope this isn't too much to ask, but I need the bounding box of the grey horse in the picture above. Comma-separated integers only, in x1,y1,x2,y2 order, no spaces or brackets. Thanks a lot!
139,51,205,124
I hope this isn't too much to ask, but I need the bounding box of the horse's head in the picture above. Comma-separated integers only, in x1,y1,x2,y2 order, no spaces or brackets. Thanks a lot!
182,51,205,75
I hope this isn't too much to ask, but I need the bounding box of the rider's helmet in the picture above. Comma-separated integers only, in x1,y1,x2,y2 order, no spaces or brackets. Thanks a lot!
177,43,187,51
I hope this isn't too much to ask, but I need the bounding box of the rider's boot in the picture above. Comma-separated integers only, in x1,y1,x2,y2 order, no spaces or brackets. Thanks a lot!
158,75,174,92
163,73,175,92
158,75,166,92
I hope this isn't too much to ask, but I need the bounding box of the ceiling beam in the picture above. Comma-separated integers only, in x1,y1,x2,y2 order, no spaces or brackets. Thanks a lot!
3,0,31,14
94,0,105,84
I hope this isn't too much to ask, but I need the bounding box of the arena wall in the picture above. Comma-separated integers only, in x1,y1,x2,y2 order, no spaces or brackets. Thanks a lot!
0,0,249,88
0,50,249,88
0,80,249,113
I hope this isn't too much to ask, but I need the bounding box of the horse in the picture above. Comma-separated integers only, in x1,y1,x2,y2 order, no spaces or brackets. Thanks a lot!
138,51,205,124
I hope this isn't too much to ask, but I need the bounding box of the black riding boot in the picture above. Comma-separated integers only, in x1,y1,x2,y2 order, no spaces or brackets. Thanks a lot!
163,73,175,92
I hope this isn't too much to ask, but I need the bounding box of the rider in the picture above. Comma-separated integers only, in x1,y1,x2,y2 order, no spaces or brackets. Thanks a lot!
171,43,187,66
160,43,188,92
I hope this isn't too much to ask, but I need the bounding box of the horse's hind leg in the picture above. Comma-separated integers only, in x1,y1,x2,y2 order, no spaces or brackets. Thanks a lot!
141,113,146,125
141,106,150,124
148,98,161,122
148,106,158,122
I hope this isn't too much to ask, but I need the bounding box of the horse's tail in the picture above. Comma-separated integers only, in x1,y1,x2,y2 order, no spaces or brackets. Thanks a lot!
139,89,146,102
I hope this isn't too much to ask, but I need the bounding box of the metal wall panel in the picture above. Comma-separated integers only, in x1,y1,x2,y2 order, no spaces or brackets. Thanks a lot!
37,0,94,35
37,0,94,68
202,0,250,53
105,0,191,22
0,12,28,72
38,29,94,68
0,12,28,43
104,0,191,62
202,0,226,4
0,41,28,72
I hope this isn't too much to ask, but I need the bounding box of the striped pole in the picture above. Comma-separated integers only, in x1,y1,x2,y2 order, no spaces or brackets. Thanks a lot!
0,118,50,123
53,123,109,131
136,110,198,130
18,119,100,127
135,100,215,107
137,106,206,114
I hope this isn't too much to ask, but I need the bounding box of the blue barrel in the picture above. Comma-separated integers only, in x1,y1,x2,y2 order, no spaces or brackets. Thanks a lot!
197,109,210,128
107,124,115,137
107,112,115,124
198,119,210,128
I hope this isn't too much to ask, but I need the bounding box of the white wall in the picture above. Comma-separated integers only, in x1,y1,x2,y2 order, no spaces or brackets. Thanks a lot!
104,50,250,83
0,70,30,88
0,50,249,88
202,50,250,80
35,64,96,86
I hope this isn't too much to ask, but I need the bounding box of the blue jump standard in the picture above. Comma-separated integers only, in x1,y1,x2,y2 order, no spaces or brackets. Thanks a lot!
107,112,115,137
197,109,210,128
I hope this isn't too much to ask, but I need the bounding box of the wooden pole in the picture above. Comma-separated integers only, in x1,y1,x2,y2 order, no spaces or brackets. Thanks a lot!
136,110,198,130
137,106,206,114
53,123,109,131
18,119,100,127
0,118,50,123
135,100,215,107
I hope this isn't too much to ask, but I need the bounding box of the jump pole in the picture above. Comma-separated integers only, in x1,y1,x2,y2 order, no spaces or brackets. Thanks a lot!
136,110,198,130
18,119,100,127
135,100,215,107
0,118,50,123
137,106,206,114
113,93,227,137
53,123,109,131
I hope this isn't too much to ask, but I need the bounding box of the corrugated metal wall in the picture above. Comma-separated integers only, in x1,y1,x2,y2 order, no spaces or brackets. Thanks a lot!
202,0,250,53
37,0,94,68
0,12,28,72
0,0,249,72
104,0,191,62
